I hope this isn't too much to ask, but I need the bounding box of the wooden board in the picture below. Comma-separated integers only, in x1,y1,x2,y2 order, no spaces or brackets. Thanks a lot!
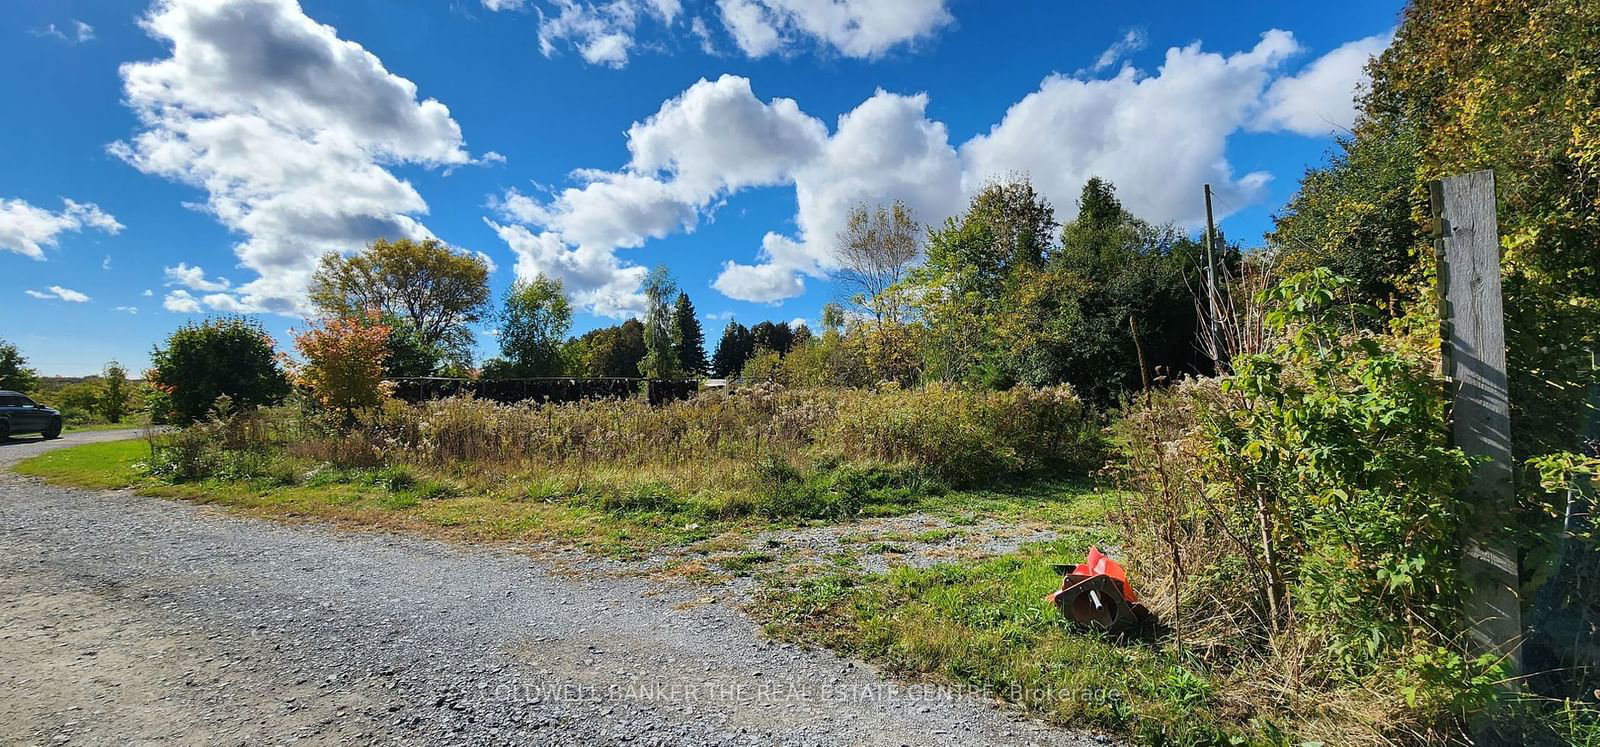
1432,170,1522,670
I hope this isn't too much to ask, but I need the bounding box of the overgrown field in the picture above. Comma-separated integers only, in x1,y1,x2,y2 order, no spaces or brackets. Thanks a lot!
18,383,1104,560
16,364,1597,745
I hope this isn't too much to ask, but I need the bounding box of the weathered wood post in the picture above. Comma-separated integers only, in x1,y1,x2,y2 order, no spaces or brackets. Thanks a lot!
1430,170,1522,673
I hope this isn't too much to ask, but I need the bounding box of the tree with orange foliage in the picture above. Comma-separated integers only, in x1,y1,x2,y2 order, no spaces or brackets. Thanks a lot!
293,314,394,418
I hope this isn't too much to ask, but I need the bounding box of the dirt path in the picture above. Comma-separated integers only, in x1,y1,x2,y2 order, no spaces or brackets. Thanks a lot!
0,432,1096,746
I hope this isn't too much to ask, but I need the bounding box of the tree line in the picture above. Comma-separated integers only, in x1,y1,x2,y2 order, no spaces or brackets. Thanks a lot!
1,339,136,425
11,167,1232,426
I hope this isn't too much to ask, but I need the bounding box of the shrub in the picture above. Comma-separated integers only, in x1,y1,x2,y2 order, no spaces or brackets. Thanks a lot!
1113,270,1493,741
824,382,1097,484
148,317,290,424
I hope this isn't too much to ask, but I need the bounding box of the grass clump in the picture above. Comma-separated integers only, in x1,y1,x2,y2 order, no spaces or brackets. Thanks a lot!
761,536,1255,745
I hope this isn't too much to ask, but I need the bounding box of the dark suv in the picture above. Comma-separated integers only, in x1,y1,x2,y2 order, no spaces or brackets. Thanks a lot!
0,390,62,440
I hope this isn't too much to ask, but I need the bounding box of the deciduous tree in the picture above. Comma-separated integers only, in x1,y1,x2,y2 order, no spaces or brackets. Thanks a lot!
497,274,572,377
637,266,680,379
575,319,646,377
293,314,393,418
835,201,920,323
0,339,39,393
99,361,129,423
307,238,490,363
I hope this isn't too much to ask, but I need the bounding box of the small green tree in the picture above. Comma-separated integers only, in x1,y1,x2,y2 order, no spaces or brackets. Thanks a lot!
1208,270,1473,668
820,303,846,335
0,339,39,393
671,292,708,377
637,266,680,379
497,274,572,377
54,381,105,421
148,317,290,424
100,361,129,423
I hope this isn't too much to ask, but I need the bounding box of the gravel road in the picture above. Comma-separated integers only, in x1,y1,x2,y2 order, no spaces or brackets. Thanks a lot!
0,431,1099,746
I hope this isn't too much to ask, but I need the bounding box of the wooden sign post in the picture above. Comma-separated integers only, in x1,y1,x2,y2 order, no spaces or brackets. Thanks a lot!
1430,170,1522,672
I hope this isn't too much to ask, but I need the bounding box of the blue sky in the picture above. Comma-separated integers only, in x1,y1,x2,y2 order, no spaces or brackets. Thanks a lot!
3,0,1402,376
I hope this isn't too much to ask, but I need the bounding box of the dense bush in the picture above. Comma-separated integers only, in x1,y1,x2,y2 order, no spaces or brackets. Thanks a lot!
140,383,1099,524
147,317,290,424
1113,271,1496,742
147,383,1097,518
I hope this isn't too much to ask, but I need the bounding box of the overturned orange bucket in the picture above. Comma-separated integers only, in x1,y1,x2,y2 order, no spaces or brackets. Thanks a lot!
1045,546,1149,633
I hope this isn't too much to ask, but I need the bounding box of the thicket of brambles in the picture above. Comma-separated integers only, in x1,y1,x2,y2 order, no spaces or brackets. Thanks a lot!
115,0,1599,742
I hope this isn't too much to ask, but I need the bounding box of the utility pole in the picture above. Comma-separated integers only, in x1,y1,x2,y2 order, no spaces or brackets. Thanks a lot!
1202,184,1222,373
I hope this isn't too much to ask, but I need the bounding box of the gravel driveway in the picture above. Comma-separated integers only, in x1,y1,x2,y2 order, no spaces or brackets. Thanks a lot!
0,431,1098,746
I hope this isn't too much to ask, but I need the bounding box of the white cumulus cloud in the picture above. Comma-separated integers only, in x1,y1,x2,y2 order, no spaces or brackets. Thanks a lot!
163,262,232,292
717,89,963,302
491,74,826,313
111,0,479,315
163,289,202,313
502,27,1391,308
0,197,123,259
715,0,952,59
961,30,1300,231
1258,31,1393,135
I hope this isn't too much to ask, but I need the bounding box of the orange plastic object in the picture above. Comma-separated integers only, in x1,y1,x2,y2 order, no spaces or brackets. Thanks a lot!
1078,546,1137,603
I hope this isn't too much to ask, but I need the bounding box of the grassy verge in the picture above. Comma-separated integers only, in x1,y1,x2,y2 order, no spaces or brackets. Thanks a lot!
22,441,1592,744
758,529,1270,746
13,438,149,489
11,440,1104,562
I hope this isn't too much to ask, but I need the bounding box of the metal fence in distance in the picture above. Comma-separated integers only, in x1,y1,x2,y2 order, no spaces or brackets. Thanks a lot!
387,377,700,406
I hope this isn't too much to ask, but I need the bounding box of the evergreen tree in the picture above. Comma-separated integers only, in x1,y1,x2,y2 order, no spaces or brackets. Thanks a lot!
711,321,752,378
750,321,795,355
671,292,708,376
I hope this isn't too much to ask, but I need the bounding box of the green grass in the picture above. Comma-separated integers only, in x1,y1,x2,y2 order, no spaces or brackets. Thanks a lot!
759,531,1266,746
14,441,1110,567
10,440,742,560
911,477,1119,527
13,438,148,489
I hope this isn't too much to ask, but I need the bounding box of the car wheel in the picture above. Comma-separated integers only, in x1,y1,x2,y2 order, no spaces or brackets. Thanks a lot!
43,419,62,440
0,420,9,441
